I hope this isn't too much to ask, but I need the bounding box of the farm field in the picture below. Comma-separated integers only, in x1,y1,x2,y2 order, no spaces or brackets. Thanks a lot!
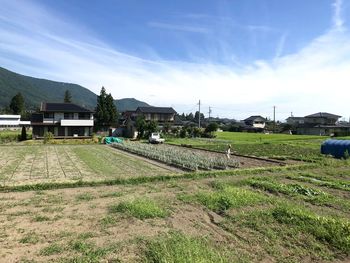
0,145,173,187
166,132,333,161
0,135,350,262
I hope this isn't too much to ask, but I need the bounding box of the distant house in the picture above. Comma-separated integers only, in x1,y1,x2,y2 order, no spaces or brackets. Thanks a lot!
31,103,94,138
120,106,177,138
287,112,350,136
286,117,305,125
0,115,30,129
243,116,267,129
135,107,177,123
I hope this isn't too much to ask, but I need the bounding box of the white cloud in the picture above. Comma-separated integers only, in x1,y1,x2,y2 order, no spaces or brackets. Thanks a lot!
0,0,349,120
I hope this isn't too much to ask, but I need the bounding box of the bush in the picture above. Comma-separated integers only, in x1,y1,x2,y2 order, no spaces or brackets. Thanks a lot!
43,132,54,144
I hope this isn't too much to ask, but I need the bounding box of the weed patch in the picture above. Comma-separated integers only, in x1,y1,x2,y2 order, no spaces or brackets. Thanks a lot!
75,192,95,202
271,205,350,254
19,232,40,244
109,198,168,219
40,243,64,256
185,185,269,213
142,231,238,263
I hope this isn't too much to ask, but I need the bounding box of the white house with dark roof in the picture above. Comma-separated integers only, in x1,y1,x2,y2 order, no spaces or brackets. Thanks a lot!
31,102,94,138
243,115,267,129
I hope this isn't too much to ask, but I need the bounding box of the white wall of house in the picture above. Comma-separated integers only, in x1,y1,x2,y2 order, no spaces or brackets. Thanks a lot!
60,119,94,126
252,122,266,128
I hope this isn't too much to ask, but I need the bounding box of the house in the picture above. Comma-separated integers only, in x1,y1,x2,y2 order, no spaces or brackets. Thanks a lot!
0,115,30,130
243,116,267,129
135,107,177,123
287,112,350,136
286,117,305,125
31,103,94,138
120,106,177,138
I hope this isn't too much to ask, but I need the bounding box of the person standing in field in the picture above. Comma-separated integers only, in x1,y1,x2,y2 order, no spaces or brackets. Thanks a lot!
226,144,232,159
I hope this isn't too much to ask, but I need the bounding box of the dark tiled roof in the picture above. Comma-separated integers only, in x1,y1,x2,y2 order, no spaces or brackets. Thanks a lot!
40,103,93,113
244,115,266,122
136,107,177,114
305,112,341,118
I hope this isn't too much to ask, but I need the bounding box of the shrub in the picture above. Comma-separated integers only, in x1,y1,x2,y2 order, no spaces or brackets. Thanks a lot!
43,132,53,144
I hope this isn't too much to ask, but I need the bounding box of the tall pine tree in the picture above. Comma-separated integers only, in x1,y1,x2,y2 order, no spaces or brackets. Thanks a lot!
95,87,118,128
106,93,117,126
9,92,25,115
64,90,72,103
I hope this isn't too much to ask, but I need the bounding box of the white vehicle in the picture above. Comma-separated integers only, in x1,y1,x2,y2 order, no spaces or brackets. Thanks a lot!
148,133,165,144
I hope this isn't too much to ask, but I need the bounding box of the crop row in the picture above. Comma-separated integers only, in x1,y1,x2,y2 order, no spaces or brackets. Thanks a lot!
112,142,239,171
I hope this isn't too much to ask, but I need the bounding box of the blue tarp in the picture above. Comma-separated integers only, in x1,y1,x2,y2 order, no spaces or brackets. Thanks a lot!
321,139,350,159
104,137,123,144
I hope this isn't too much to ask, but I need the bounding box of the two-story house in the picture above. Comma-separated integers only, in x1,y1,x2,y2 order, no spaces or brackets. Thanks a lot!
243,116,267,129
119,106,177,138
135,107,177,123
288,112,350,136
31,102,94,138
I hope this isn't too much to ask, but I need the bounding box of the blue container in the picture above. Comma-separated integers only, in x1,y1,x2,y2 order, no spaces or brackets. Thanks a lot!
321,139,350,159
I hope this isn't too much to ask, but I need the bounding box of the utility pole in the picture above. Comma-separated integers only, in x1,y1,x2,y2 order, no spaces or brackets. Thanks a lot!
273,106,276,133
198,100,201,128
208,107,212,122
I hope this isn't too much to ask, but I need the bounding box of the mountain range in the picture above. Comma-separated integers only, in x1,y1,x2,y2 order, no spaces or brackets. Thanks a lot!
0,66,150,112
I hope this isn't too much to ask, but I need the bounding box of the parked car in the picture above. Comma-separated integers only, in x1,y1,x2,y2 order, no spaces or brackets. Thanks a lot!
149,133,165,144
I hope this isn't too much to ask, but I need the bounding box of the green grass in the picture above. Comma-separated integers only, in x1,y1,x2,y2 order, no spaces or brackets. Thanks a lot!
166,132,327,161
109,198,168,219
143,231,239,263
182,185,269,213
245,177,350,211
19,232,40,244
223,203,350,261
100,215,118,228
40,243,64,256
286,172,350,192
32,215,51,222
271,205,350,254
75,192,95,201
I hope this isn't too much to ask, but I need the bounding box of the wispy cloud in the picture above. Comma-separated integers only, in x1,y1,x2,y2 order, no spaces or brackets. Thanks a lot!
0,0,349,120
274,33,288,59
332,0,344,30
148,21,210,33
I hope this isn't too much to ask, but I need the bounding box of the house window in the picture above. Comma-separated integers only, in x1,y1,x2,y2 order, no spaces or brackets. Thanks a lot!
44,113,54,118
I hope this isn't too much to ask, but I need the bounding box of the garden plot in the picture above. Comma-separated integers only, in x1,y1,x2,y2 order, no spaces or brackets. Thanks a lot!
112,142,240,171
0,145,172,187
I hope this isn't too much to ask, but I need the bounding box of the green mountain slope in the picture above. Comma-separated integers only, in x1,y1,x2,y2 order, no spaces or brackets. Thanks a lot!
0,67,150,112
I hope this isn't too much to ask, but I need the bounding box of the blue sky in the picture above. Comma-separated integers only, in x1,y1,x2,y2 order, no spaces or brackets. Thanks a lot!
0,0,350,120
